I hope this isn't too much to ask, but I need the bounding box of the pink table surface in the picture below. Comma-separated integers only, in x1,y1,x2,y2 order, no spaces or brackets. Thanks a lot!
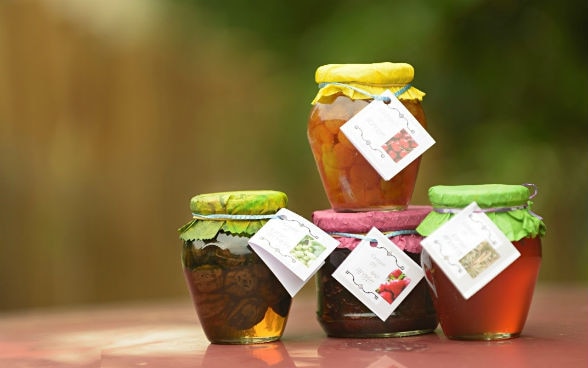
1,283,586,367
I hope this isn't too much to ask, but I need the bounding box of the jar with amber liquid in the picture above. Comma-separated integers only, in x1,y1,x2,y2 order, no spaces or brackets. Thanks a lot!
307,62,428,212
312,206,438,337
417,184,546,340
178,190,292,344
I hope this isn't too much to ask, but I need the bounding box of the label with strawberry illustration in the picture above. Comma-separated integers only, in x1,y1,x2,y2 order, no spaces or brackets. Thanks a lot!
420,202,521,299
331,227,425,321
339,90,435,181
249,208,340,297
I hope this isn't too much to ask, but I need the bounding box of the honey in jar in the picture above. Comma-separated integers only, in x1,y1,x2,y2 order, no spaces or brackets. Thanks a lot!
178,190,292,344
417,184,546,340
307,62,428,212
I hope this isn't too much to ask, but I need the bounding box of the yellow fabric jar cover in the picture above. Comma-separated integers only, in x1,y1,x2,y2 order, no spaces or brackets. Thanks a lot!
311,62,426,105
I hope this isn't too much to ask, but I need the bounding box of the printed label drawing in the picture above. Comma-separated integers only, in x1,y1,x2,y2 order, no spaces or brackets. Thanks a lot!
289,235,326,267
376,268,410,304
381,128,418,163
459,240,500,278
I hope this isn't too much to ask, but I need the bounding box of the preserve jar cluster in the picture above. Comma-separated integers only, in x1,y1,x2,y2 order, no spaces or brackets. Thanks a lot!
178,62,546,344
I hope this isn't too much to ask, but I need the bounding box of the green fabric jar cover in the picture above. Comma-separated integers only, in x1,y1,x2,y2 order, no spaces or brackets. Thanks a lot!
416,184,546,241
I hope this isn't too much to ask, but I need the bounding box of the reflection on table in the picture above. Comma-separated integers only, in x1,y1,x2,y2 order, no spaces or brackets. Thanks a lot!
0,284,586,367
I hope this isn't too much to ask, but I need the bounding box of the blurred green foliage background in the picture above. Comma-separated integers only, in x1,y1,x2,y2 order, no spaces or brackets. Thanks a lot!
0,0,586,310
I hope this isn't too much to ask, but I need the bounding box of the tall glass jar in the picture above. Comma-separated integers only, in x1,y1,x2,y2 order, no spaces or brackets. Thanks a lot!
416,184,546,340
178,190,292,344
312,206,438,337
307,62,428,212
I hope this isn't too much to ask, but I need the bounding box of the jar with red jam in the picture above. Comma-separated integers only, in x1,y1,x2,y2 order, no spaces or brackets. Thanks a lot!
416,184,546,340
178,190,292,344
307,62,428,212
312,206,438,337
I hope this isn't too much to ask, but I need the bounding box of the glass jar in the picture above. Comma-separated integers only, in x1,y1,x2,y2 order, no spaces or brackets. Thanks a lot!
307,62,428,212
416,184,546,340
312,206,438,337
178,190,292,344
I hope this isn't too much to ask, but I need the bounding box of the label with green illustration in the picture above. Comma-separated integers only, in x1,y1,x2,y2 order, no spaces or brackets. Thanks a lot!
248,208,339,296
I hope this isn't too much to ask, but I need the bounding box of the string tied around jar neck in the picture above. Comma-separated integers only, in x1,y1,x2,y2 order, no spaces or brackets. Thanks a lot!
192,212,323,239
431,183,543,220
317,82,412,104
329,229,418,243
191,213,281,221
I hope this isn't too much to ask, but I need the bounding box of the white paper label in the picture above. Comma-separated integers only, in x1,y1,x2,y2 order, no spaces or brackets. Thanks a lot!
339,90,435,181
331,227,425,321
420,202,521,299
248,208,339,297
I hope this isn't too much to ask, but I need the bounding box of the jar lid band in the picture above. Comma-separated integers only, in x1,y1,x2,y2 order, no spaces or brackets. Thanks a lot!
433,204,528,214
329,229,418,242
317,82,412,103
192,212,325,240
192,213,279,221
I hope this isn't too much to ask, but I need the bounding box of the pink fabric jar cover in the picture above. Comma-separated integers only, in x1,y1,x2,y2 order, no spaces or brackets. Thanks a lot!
312,206,432,253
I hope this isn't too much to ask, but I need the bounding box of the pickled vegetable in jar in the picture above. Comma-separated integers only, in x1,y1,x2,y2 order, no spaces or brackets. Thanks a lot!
308,62,428,212
178,190,292,344
312,206,438,337
417,184,546,340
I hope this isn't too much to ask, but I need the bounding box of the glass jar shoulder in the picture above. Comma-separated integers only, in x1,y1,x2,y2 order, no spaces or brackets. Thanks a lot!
182,231,255,269
309,94,426,128
309,95,369,123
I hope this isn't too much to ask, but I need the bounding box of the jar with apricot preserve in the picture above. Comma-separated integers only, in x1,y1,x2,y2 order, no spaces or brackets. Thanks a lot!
312,206,438,337
307,62,428,212
416,184,546,340
178,190,292,344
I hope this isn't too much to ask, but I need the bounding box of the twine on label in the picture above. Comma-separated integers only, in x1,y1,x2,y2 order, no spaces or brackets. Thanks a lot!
317,82,412,104
522,183,538,199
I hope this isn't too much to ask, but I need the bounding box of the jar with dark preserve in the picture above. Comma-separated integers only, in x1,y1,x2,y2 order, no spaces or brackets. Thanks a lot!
307,62,428,212
416,184,546,341
178,190,292,344
312,206,438,338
